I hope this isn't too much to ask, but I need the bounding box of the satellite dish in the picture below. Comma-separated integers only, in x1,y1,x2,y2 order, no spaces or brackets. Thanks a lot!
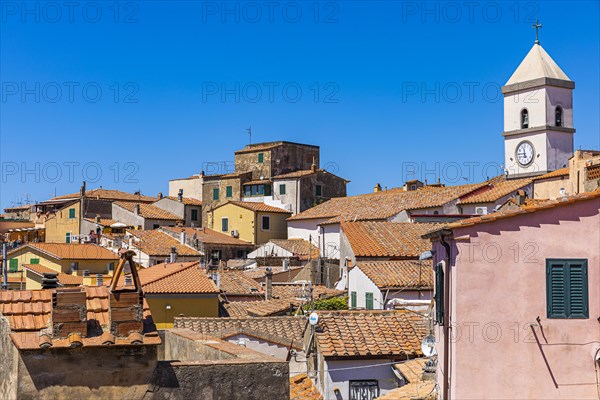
421,335,437,357
309,312,319,326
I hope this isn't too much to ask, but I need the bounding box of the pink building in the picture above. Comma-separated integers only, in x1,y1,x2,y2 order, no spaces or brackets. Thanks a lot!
424,190,600,399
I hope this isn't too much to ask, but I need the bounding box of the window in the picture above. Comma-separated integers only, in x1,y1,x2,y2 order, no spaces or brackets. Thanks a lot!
108,262,115,271
9,259,18,273
316,184,322,197
213,188,219,200
410,184,417,190
521,109,529,129
226,186,233,198
153,224,160,229
435,262,444,324
555,106,563,127
244,184,271,197
365,292,373,310
68,208,76,219
258,153,264,163
221,218,229,232
211,250,222,261
350,291,357,309
279,184,286,195
261,215,270,230
191,209,198,221
349,380,379,400
65,232,71,244
30,258,40,264
546,259,588,318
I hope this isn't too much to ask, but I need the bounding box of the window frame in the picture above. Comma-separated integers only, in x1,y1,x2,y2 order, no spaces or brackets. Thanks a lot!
520,108,529,129
555,106,563,127
221,217,229,233
68,208,76,219
546,258,589,319
261,215,270,231
191,209,198,221
279,184,286,195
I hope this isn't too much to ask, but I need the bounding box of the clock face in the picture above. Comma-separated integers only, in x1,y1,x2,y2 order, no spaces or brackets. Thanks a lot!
516,141,534,167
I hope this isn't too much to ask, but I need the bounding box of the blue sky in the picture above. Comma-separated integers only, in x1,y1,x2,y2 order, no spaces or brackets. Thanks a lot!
1,0,599,209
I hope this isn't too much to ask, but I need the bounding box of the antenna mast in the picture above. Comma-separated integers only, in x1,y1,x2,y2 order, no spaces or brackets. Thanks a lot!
246,126,252,145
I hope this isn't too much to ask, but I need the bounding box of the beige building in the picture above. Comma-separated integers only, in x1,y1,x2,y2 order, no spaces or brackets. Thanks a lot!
533,150,600,199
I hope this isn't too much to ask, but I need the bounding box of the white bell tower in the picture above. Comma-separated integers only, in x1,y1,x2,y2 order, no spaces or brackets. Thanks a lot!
502,21,575,179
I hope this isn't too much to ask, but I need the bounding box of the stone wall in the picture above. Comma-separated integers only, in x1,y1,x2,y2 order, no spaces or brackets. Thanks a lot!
0,318,18,400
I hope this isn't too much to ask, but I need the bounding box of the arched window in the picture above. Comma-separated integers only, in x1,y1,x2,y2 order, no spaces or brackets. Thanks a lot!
521,109,529,129
555,106,563,127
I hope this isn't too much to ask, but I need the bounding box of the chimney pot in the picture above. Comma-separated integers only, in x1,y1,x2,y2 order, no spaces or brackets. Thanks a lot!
158,192,163,199
170,247,177,263
374,183,382,193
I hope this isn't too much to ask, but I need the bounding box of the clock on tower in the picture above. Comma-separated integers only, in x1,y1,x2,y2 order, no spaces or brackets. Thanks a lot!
502,23,575,179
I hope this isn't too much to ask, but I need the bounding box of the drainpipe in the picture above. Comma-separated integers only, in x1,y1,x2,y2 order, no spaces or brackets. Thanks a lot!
2,242,7,290
440,234,452,400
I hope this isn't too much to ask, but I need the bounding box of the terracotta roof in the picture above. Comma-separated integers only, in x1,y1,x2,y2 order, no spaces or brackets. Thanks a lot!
288,183,485,222
22,264,84,286
220,298,295,318
169,175,201,181
4,204,32,211
52,188,156,203
290,374,323,400
270,283,344,301
499,196,550,211
243,179,273,185
219,270,264,296
425,189,600,236
242,266,303,281
0,286,160,349
358,260,433,290
341,221,441,258
215,201,292,214
269,239,319,260
315,310,427,358
139,262,219,294
84,218,118,227
532,167,570,180
378,359,435,400
174,316,307,350
458,177,531,204
9,243,119,260
114,202,183,221
161,227,253,246
163,196,203,206
127,230,201,257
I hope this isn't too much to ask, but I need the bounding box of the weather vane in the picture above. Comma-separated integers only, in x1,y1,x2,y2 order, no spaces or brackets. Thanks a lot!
532,19,542,45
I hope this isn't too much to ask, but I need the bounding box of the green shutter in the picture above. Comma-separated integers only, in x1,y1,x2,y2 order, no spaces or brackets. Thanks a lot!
547,259,588,319
279,184,286,195
66,232,71,244
351,292,357,309
365,292,373,310
226,186,233,198
221,218,228,232
30,258,40,264
258,153,264,163
9,259,18,273
213,188,219,200
69,208,76,219
435,262,444,324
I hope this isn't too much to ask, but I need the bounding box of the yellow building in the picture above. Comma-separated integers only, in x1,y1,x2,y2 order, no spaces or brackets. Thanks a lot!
134,261,220,329
211,201,291,245
44,200,80,243
6,243,118,289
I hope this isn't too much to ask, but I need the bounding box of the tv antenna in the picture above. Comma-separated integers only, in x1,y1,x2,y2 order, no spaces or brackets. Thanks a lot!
246,126,252,145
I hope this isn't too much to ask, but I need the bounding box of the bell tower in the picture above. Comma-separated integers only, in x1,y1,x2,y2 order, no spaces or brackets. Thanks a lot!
502,21,575,178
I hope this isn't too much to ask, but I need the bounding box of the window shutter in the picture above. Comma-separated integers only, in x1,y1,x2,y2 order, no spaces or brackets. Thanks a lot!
9,259,18,273
279,184,286,195
365,292,373,310
226,186,233,198
221,218,228,232
435,262,444,325
547,259,588,319
30,258,40,264
213,188,219,200
69,208,76,219
351,292,357,309
258,153,264,163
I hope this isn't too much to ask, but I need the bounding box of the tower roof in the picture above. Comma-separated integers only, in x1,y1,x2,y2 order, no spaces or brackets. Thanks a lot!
505,43,571,85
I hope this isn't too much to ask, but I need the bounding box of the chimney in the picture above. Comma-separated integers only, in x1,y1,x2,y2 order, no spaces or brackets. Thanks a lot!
133,204,140,215
170,247,177,263
210,272,220,289
200,171,205,178
80,181,86,197
265,267,273,300
157,192,163,199
180,231,187,245
515,190,527,205
96,274,103,286
311,157,317,172
374,183,382,193
178,189,183,202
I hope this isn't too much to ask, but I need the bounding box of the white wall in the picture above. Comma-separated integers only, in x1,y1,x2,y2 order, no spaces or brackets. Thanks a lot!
348,266,383,309
319,358,400,400
248,242,294,259
226,334,306,376
168,177,203,201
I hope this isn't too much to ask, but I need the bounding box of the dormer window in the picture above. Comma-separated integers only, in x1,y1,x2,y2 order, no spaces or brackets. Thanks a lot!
555,106,563,127
521,109,529,129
